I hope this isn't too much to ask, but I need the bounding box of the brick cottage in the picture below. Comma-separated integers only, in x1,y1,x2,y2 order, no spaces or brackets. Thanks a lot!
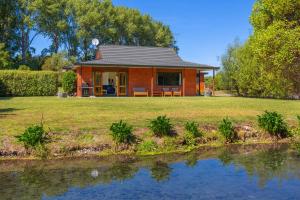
73,45,218,97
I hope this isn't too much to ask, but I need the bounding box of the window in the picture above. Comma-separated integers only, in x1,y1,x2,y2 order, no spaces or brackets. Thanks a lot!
157,72,182,86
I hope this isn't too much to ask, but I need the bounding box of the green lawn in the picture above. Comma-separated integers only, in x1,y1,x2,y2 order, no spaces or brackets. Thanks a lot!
1,96,299,138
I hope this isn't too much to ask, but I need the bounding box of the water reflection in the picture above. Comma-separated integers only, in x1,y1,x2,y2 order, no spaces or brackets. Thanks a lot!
150,161,172,182
1,144,300,200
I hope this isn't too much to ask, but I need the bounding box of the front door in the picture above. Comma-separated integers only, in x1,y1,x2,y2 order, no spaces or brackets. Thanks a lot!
93,71,102,96
119,72,127,96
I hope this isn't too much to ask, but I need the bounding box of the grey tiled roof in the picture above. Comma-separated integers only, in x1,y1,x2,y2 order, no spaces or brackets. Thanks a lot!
78,45,218,70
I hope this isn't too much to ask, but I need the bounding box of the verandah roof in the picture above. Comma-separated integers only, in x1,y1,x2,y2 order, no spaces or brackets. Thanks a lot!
76,45,219,70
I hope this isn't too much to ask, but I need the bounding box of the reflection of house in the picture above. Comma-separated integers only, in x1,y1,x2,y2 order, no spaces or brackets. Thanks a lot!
73,45,218,97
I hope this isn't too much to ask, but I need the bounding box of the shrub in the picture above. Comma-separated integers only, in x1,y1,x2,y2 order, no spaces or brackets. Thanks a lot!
149,115,173,137
137,140,158,152
183,132,197,146
110,120,134,144
291,115,300,136
62,71,76,95
0,70,58,96
257,111,289,138
218,118,237,143
18,65,31,70
16,124,48,150
185,121,202,137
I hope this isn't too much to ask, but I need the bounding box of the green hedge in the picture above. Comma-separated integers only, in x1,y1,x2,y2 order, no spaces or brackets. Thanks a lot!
0,70,58,96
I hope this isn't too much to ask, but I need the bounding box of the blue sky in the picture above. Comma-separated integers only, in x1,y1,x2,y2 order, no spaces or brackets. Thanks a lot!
32,0,255,67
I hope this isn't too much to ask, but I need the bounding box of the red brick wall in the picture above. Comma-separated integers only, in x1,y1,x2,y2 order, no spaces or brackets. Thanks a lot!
76,66,92,96
128,68,152,96
76,66,198,97
184,69,197,96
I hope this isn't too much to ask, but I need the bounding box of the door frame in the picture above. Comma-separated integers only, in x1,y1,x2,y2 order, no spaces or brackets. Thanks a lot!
93,71,102,96
118,72,128,96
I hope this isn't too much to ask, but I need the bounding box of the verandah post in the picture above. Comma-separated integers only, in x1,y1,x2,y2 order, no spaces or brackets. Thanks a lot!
212,69,215,96
151,67,154,97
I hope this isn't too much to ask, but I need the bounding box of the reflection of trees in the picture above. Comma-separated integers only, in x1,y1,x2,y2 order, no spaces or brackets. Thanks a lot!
232,148,300,188
2,145,300,199
218,149,233,166
0,161,139,200
150,161,172,182
99,162,139,183
185,152,198,167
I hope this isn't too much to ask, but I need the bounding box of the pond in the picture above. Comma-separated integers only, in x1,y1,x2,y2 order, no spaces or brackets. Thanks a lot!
1,144,300,200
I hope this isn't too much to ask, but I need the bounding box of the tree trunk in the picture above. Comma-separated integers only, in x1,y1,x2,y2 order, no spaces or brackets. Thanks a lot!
21,25,29,64
53,34,59,53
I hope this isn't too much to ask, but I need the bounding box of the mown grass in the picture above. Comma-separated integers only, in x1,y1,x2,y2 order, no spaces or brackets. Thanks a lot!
1,96,299,138
0,96,299,157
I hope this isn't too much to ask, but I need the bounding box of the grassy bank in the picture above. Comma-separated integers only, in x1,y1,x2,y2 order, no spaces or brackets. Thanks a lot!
0,96,299,157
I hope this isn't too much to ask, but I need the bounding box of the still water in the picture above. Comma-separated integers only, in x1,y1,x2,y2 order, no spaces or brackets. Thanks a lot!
1,144,300,200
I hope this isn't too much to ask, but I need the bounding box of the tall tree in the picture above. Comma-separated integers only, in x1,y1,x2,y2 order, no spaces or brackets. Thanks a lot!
220,40,241,94
16,0,39,64
0,0,18,57
249,0,300,97
29,0,70,54
221,0,300,98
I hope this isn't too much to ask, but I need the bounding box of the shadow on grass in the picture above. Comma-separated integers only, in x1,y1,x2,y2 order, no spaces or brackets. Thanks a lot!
0,108,23,117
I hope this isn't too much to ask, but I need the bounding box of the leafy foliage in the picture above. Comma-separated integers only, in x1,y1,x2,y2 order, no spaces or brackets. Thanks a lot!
0,43,12,69
183,132,197,146
183,121,202,146
42,52,75,71
137,140,158,152
218,118,236,143
185,121,202,138
218,0,300,98
258,111,289,138
149,115,173,137
1,0,178,66
110,120,134,144
62,71,76,94
16,124,48,149
0,70,58,96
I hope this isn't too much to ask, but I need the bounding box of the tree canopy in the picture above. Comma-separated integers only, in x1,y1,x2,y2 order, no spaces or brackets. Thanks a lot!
219,0,300,98
0,0,177,69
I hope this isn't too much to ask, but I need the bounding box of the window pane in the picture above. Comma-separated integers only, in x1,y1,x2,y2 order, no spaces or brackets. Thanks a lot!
157,72,181,86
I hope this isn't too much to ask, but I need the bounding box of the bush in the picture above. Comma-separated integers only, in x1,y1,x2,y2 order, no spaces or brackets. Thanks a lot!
185,121,202,137
137,140,158,152
62,71,76,95
218,118,237,143
258,111,289,138
149,115,173,137
16,124,48,150
110,120,134,144
0,70,58,96
183,132,197,146
18,65,31,70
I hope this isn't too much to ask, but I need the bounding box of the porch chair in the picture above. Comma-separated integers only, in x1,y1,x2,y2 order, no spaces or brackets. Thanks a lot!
133,88,148,97
172,88,182,97
162,88,172,97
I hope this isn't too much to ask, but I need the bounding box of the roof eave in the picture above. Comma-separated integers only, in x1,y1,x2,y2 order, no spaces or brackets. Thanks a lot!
74,62,219,70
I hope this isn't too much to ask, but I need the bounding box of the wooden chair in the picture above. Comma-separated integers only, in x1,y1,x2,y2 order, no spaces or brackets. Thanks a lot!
172,88,181,97
133,88,148,97
162,88,172,97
